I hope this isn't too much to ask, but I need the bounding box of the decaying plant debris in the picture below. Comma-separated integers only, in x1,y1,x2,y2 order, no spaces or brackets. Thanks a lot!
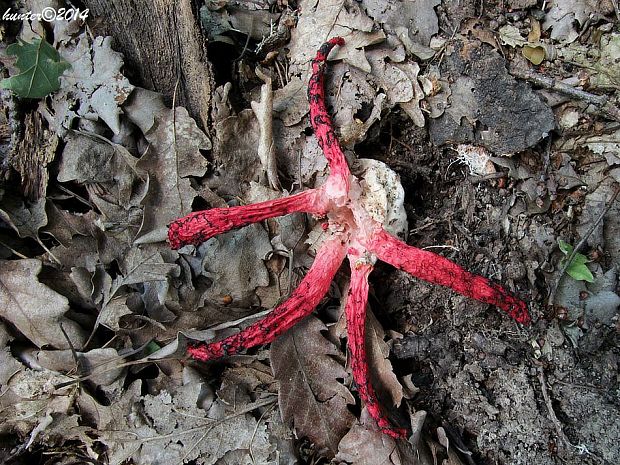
0,1,619,464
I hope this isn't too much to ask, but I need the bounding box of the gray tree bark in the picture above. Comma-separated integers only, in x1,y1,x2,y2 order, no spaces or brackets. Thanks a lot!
82,0,212,130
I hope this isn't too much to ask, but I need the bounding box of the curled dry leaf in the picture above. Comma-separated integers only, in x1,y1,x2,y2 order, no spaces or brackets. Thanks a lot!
251,67,281,190
365,310,405,410
542,0,601,44
336,408,428,465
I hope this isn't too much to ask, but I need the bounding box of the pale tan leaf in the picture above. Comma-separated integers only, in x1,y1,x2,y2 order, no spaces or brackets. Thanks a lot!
97,380,276,465
289,0,385,73
0,259,86,349
270,315,355,454
123,87,167,134
43,35,134,136
336,408,423,465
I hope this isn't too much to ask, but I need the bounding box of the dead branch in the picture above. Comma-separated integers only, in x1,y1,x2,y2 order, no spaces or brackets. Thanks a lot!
510,66,620,123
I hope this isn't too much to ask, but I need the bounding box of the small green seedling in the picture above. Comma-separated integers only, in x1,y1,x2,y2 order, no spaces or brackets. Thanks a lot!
558,239,594,282
1,37,71,98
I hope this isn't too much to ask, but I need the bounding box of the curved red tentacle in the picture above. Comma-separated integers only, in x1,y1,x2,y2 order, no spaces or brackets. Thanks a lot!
308,37,351,198
187,236,347,360
345,259,408,438
367,228,530,324
168,189,326,249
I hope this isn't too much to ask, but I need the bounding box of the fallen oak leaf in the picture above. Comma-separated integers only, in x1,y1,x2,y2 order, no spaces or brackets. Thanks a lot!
270,315,356,453
0,259,86,349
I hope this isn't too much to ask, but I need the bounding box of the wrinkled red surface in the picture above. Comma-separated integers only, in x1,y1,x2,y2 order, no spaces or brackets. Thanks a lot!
170,37,530,439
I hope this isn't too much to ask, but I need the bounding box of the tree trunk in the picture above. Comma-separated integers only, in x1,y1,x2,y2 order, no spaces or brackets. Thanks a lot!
82,0,212,130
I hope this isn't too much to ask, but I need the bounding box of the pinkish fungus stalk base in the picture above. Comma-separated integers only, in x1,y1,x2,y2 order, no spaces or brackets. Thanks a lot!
169,38,530,439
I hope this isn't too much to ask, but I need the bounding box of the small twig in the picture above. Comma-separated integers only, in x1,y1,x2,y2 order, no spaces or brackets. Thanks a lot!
538,367,571,448
468,172,506,184
509,66,620,123
251,67,281,190
53,356,181,389
538,368,609,463
59,322,85,378
548,185,620,305
56,184,95,209
0,239,28,259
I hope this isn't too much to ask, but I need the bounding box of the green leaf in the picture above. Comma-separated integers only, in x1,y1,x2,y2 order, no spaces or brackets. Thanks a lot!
558,239,594,282
0,37,71,98
566,261,594,282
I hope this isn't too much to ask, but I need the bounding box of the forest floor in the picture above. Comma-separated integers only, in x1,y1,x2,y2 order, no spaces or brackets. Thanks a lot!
0,1,619,464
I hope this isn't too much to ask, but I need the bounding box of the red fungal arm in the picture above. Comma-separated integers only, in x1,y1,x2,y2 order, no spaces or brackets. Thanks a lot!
168,189,326,249
368,229,531,324
309,37,351,197
346,260,408,438
187,237,347,361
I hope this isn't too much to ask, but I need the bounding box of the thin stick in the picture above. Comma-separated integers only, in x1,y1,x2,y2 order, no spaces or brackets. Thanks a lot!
548,185,620,305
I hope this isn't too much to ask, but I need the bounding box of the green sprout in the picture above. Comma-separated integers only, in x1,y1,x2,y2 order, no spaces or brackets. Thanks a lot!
558,239,594,283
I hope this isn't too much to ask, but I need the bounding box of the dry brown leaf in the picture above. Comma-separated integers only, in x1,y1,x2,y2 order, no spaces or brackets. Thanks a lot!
43,202,95,247
273,76,308,127
57,134,146,224
207,109,262,197
0,259,86,349
0,365,75,438
361,0,440,48
366,310,404,409
135,106,211,242
36,347,126,388
270,314,355,455
196,223,272,307
0,194,47,242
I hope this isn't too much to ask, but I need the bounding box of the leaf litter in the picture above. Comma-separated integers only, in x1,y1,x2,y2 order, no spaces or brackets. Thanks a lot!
1,0,620,464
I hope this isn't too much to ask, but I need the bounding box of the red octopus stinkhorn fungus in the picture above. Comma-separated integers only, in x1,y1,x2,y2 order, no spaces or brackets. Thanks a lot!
168,37,530,439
